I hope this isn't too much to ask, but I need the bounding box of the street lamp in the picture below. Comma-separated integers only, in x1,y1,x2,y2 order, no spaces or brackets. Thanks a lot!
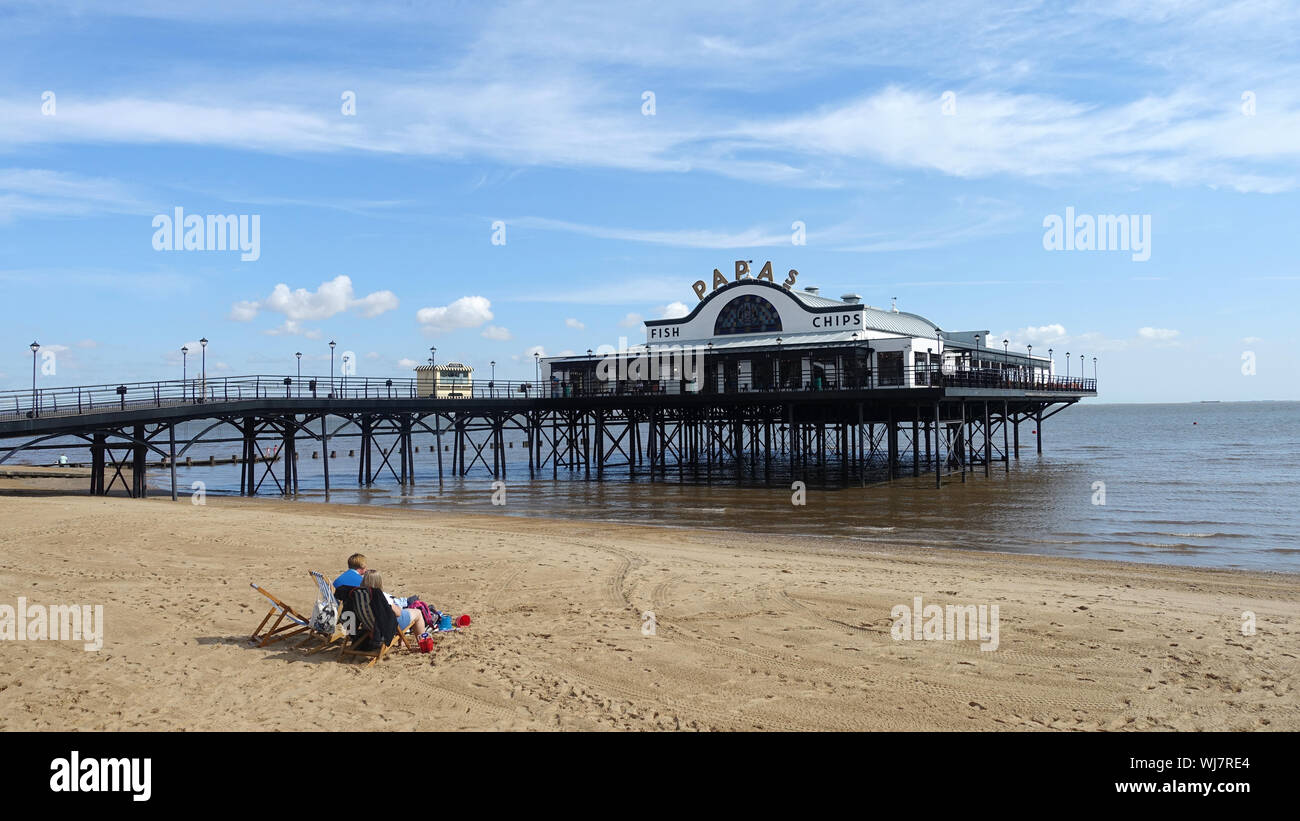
181,345,188,399
1065,351,1070,378
430,346,436,367
295,352,302,397
490,359,496,397
1080,354,1084,380
30,341,39,416
342,355,350,395
1026,344,1032,383
534,351,539,385
199,337,208,402
926,347,933,386
329,341,336,395
1093,356,1098,381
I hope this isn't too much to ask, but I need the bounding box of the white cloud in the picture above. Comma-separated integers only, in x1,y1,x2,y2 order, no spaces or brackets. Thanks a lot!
4,6,1300,192
264,320,322,339
1242,336,1263,344
564,317,585,330
228,301,259,321
397,357,419,368
75,339,98,349
416,295,494,334
230,275,398,325
620,312,643,327
1138,327,1180,340
513,216,792,249
658,301,690,319
481,325,513,340
1014,324,1069,345
0,168,150,222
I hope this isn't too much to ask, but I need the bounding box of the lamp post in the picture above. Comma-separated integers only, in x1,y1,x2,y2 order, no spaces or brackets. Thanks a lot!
926,347,933,386
329,341,336,396
1026,344,1032,384
1080,354,1084,382
342,355,350,396
533,351,539,386
295,352,302,397
1065,351,1070,378
30,341,39,416
181,345,188,399
199,337,208,402
490,360,496,397
1093,356,1098,382
430,346,436,368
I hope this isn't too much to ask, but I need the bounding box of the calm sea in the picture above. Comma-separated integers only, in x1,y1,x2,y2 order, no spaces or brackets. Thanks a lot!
13,401,1300,573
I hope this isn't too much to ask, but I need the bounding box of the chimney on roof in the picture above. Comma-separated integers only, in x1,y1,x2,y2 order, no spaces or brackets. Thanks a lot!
841,293,861,304
803,286,819,296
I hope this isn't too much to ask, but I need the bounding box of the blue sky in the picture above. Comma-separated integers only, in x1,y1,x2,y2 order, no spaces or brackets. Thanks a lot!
2,0,1298,402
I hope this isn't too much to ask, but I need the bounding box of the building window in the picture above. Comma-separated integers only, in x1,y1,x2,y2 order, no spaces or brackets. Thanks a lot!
713,295,782,336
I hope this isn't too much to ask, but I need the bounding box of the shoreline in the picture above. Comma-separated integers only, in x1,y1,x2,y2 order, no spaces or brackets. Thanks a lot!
6,471,1296,578
1,491,1296,731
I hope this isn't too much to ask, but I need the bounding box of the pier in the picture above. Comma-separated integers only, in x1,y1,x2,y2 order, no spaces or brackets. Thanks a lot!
0,369,1094,498
0,277,1098,498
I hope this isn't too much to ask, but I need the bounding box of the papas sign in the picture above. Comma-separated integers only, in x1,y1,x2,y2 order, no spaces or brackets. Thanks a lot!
693,261,798,301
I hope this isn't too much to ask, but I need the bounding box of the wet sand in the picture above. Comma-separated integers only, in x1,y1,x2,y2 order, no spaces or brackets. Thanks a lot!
0,492,1295,731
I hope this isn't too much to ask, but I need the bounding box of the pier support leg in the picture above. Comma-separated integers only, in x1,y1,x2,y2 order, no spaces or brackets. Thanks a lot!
169,423,178,501
1002,400,1010,473
933,402,942,488
321,416,331,493
912,406,920,477
977,400,987,478
131,424,146,498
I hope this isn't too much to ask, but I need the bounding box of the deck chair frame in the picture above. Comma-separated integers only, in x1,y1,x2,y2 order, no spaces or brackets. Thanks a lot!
300,570,349,655
337,627,414,667
249,582,312,647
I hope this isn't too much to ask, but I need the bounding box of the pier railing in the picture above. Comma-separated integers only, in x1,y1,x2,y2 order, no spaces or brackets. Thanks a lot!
1,367,1095,421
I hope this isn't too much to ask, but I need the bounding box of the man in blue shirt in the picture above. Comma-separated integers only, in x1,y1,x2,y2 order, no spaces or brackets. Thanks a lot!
334,553,412,606
333,553,367,594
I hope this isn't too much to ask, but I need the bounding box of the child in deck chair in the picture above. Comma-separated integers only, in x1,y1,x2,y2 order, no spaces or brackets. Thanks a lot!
333,553,368,598
363,570,427,637
336,554,416,609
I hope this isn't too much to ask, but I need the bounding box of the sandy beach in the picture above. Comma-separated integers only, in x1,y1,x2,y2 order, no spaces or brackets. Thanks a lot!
0,490,1295,731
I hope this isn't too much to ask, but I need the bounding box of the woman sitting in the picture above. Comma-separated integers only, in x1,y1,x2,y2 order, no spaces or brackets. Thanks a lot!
340,571,397,651
364,570,426,638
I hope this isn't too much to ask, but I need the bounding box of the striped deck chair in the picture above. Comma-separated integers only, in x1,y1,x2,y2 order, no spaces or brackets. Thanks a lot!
301,570,347,655
337,587,415,667
249,583,312,647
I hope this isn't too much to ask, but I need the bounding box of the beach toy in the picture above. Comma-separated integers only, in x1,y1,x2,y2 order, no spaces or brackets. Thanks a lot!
418,632,434,653
457,614,471,627
438,614,453,631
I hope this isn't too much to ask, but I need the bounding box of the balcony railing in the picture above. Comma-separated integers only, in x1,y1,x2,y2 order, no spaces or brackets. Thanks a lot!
0,366,1095,422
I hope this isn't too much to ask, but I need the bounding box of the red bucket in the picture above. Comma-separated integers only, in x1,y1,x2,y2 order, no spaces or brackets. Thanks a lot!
456,614,471,628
